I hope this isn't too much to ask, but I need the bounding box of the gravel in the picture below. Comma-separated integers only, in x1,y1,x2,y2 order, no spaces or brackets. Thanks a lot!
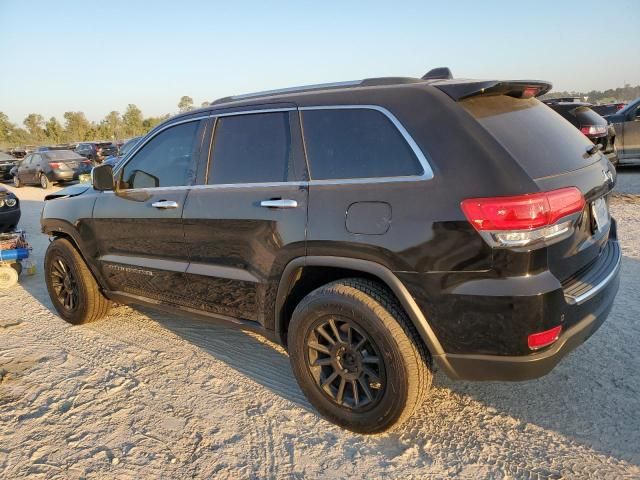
0,184,639,479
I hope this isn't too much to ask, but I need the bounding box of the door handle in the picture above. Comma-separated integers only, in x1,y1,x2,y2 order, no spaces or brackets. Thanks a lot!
151,200,179,209
260,199,298,208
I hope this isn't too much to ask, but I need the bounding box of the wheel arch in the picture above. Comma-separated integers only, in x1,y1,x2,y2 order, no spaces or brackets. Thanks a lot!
275,256,446,358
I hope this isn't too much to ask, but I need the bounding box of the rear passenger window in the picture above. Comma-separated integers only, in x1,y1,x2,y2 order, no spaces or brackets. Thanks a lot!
209,112,302,184
302,108,423,180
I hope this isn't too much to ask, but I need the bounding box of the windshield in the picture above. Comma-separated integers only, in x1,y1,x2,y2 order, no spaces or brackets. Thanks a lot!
461,95,597,179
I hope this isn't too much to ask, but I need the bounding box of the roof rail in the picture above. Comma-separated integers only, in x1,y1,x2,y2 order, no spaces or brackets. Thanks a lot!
213,80,363,105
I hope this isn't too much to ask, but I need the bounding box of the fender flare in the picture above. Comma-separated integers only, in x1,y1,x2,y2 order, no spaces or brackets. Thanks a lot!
275,256,446,358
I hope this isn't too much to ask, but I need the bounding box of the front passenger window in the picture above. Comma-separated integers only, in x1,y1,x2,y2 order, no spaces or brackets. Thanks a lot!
119,120,201,189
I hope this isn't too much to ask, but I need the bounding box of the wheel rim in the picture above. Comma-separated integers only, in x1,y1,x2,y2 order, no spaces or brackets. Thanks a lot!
49,256,79,312
306,317,386,411
13,176,19,187
40,175,47,188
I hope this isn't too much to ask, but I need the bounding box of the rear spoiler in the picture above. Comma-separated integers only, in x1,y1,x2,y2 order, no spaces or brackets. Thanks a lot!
432,79,552,101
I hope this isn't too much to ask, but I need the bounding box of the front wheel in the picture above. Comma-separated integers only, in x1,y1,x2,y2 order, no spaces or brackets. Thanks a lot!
288,278,432,434
44,238,111,324
13,175,22,188
40,174,50,189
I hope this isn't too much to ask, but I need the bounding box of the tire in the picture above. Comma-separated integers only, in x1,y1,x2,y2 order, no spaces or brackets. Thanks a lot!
0,266,19,289
13,175,22,188
40,174,50,189
44,238,111,324
287,278,432,434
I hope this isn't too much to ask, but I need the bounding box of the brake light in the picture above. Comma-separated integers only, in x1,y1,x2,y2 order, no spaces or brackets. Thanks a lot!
461,187,585,248
580,125,607,137
521,87,540,99
528,325,562,350
49,162,62,169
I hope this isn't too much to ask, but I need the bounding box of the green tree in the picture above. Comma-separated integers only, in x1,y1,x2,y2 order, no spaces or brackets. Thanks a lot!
44,117,64,144
143,114,169,131
0,112,15,147
178,96,194,113
23,113,45,143
122,104,144,137
98,110,122,141
63,111,92,142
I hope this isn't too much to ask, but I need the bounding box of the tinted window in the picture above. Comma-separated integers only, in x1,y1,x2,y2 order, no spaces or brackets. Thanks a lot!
209,112,299,184
119,121,201,189
462,95,597,179
302,108,423,180
44,150,83,160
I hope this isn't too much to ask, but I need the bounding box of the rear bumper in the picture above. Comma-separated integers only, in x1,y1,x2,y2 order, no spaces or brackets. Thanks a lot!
49,171,75,182
436,260,619,381
402,238,622,381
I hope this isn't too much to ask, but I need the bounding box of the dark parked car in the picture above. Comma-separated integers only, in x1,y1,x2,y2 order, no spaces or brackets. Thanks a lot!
604,97,640,165
14,150,92,189
102,136,142,167
0,152,20,180
41,69,620,433
544,100,618,165
0,186,20,232
591,103,626,117
75,142,117,163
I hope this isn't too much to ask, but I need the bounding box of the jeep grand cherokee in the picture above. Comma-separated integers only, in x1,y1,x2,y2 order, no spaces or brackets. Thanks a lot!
41,68,621,433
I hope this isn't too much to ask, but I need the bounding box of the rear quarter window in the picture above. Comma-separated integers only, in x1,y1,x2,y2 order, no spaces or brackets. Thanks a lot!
302,108,423,180
461,96,597,179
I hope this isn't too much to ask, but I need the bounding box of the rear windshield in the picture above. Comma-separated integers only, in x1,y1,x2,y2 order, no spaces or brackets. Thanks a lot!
44,150,83,160
572,107,606,126
461,95,597,179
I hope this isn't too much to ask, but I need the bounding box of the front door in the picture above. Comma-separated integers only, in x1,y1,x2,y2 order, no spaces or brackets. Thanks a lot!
92,118,207,305
621,105,640,160
182,108,308,325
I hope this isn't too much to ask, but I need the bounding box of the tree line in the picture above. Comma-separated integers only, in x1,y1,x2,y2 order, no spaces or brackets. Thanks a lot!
0,96,207,150
541,83,640,104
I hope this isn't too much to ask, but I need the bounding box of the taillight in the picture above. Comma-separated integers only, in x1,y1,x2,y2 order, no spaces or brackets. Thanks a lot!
461,187,585,248
580,125,607,137
49,162,62,169
528,325,562,350
521,86,540,99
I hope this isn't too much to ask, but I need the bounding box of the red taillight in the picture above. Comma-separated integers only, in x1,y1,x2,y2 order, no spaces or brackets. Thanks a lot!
528,325,562,350
49,162,62,169
616,104,625,111
580,125,607,137
461,187,585,231
82,160,91,165
521,87,540,99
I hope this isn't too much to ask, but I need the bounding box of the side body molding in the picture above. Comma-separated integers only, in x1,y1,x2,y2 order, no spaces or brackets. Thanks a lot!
275,256,449,365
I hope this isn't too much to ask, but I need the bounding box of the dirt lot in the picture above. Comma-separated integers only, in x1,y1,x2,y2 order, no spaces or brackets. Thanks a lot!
1,173,639,479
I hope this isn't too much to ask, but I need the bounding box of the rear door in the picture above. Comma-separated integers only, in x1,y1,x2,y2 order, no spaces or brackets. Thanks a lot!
621,103,640,160
17,154,34,183
182,107,308,324
92,117,207,304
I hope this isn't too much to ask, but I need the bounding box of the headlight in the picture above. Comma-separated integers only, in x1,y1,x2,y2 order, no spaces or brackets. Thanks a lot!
5,198,17,208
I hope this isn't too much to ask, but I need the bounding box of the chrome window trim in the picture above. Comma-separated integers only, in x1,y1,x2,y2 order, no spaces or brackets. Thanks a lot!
119,181,308,194
299,104,434,184
210,107,296,118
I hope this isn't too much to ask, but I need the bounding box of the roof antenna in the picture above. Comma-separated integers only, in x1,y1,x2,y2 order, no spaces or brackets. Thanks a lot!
422,67,453,80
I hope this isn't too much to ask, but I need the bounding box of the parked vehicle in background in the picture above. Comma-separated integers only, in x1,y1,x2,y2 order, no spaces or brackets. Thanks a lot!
591,103,626,117
102,136,142,167
75,142,117,163
0,152,20,180
0,186,20,233
544,100,618,165
604,97,640,165
41,69,620,433
9,148,27,159
13,150,92,189
36,144,77,152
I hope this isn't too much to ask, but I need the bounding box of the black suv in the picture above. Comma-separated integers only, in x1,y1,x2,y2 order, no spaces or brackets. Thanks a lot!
41,69,621,433
75,142,118,163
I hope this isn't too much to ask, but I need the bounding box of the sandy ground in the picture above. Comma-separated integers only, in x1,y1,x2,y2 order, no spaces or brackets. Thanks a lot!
1,175,639,479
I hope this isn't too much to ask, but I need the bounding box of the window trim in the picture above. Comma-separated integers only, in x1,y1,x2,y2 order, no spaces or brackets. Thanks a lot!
299,105,434,184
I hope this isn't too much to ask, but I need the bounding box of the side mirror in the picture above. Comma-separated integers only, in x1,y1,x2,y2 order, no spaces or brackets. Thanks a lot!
92,164,115,191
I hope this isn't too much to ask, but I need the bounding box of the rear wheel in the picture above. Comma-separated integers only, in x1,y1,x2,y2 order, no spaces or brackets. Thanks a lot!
13,175,22,188
40,174,50,189
288,278,432,433
45,238,111,324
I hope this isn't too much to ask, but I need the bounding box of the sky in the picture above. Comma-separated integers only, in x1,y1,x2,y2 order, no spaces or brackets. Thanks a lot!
1,0,639,124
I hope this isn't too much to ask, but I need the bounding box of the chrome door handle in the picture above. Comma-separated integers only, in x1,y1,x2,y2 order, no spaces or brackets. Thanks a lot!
151,200,179,209
260,199,298,208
